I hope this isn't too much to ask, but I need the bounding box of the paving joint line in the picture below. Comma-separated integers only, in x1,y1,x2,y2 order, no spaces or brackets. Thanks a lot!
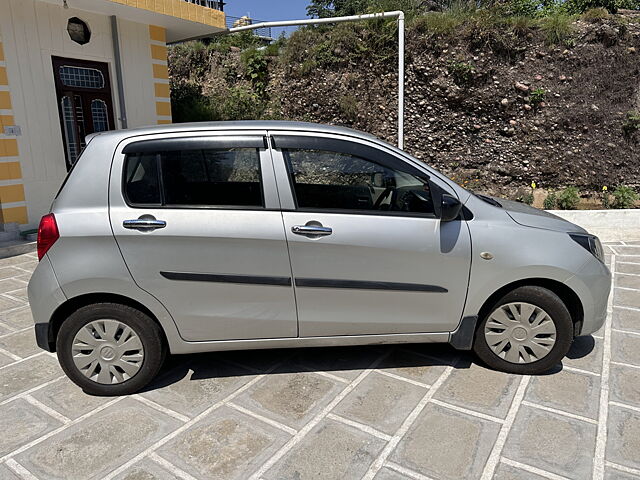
227,401,298,435
609,400,640,414
605,460,640,477
0,351,47,371
309,370,351,384
0,375,66,407
430,398,505,424
4,458,39,480
385,461,435,480
561,365,601,377
132,395,191,423
375,369,432,389
23,394,72,424
148,452,199,480
610,360,640,370
325,413,392,441
612,328,640,337
500,457,572,480
593,253,615,480
0,326,31,339
0,346,22,361
521,400,598,425
480,375,531,480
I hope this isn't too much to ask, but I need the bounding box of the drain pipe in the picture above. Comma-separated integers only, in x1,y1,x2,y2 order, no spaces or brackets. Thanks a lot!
110,15,128,129
228,11,406,149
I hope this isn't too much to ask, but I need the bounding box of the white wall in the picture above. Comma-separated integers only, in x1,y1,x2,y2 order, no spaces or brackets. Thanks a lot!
0,0,157,228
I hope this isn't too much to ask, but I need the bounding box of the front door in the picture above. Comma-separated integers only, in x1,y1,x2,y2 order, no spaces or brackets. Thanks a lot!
271,133,472,337
52,57,115,169
109,133,298,342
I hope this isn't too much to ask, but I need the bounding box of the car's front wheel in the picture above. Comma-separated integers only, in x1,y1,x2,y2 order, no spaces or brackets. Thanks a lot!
472,286,574,375
56,303,165,396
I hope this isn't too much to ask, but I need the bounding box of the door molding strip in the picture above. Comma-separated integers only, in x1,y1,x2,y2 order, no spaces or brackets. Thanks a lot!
160,271,292,286
295,278,448,293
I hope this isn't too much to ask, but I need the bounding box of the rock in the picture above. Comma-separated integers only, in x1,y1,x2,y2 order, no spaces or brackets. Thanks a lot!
534,75,543,81
514,81,529,92
523,104,532,111
629,47,637,53
501,98,509,107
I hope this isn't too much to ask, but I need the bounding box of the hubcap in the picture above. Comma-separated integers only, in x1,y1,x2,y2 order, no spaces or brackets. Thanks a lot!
484,302,557,364
71,319,144,384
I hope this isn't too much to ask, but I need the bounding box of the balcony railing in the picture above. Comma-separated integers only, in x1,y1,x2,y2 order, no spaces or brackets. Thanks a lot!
183,0,225,11
226,15,273,38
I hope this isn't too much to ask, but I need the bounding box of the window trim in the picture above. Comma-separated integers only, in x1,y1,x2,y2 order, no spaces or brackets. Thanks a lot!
122,142,267,211
276,136,439,219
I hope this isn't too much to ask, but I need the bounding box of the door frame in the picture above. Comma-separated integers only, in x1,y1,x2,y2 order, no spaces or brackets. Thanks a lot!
52,56,116,169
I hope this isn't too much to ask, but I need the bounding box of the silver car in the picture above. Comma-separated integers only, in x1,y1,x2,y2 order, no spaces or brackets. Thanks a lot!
28,121,611,395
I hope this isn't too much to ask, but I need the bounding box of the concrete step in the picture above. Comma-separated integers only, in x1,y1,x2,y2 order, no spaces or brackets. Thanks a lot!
0,240,37,259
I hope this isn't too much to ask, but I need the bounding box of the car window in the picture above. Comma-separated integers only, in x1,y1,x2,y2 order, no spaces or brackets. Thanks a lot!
283,148,435,215
123,147,263,208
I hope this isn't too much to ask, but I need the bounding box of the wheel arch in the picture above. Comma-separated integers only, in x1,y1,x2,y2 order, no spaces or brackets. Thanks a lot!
477,278,584,336
46,292,168,352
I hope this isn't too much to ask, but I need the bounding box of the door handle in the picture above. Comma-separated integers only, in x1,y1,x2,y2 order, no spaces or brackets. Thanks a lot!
123,219,166,230
292,225,332,236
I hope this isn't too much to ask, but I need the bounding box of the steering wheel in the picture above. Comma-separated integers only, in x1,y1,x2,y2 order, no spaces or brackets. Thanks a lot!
374,187,394,209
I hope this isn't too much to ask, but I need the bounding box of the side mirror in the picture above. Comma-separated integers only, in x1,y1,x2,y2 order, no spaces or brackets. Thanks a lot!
441,194,462,222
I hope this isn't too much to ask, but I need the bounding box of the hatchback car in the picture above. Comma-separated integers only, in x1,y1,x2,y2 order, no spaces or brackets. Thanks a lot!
28,121,611,395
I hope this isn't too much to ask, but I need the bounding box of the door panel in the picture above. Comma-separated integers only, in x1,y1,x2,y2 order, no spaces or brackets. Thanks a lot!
282,212,471,336
109,134,297,342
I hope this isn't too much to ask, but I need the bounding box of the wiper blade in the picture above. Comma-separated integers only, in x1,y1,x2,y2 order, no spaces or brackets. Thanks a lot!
474,193,502,208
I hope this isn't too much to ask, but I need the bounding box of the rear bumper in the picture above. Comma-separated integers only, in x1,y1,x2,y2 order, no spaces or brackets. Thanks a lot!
565,257,611,336
27,255,66,352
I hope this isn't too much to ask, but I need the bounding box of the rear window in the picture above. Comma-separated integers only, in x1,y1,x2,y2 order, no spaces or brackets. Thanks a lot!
123,148,263,208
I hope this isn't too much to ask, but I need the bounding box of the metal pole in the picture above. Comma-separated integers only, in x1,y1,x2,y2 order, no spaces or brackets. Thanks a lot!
110,16,128,129
397,13,405,149
227,11,406,149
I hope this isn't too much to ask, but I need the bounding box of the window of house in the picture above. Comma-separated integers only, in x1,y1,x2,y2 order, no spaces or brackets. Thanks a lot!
124,148,263,208
284,149,435,215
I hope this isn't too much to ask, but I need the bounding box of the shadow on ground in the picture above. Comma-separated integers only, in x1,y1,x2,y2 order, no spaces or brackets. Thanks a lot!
138,335,596,394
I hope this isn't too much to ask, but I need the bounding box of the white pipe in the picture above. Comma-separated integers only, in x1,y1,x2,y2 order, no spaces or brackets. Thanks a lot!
228,11,406,149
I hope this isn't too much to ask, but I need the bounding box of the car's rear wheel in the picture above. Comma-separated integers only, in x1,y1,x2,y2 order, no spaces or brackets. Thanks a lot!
472,286,574,375
56,303,165,396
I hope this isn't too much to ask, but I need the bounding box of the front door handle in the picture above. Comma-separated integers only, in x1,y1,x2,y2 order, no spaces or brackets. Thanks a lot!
123,218,166,230
292,225,333,236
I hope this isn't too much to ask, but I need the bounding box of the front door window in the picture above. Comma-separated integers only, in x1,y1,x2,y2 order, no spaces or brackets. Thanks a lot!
53,57,115,169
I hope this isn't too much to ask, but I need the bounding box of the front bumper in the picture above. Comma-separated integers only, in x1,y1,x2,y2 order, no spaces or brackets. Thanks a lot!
565,256,611,336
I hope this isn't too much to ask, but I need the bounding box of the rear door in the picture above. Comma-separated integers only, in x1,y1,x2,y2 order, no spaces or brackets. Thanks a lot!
270,132,472,337
109,132,297,342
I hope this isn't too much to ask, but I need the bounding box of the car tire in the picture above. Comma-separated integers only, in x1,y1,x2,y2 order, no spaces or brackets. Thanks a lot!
56,303,165,396
472,286,574,375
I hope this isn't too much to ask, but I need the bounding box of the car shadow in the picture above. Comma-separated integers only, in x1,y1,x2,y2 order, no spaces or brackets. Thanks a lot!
139,343,475,394
138,335,597,393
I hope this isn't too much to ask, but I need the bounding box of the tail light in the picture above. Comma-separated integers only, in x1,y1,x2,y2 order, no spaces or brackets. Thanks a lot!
37,214,59,260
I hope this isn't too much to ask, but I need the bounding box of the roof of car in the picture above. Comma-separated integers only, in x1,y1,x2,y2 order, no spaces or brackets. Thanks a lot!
89,120,381,143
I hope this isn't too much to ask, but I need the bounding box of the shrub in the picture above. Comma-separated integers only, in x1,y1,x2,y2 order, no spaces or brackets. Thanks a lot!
582,7,610,20
241,48,269,94
543,191,557,209
339,95,359,122
563,0,617,13
622,111,640,138
556,186,580,210
611,185,639,209
447,61,476,86
539,13,575,45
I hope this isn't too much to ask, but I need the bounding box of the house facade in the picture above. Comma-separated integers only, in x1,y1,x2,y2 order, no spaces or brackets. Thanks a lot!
0,0,225,230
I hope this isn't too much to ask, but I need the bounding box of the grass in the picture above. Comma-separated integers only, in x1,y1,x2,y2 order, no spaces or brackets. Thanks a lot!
538,13,575,45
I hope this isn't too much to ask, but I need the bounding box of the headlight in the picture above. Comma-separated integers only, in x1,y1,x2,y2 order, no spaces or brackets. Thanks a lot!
569,233,604,263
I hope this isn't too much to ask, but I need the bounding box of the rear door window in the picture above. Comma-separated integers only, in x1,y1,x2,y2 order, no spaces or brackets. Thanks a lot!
123,142,263,208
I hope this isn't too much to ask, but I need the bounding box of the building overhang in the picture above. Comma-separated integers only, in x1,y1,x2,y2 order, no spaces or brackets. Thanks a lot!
39,0,227,42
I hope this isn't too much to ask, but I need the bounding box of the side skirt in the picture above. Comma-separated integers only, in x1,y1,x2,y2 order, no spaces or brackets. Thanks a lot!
169,331,452,355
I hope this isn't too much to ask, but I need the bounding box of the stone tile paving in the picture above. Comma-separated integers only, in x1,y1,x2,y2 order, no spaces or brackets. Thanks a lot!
0,244,638,480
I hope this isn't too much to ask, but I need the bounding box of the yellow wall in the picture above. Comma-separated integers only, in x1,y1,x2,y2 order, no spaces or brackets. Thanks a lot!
0,36,28,225
150,25,172,125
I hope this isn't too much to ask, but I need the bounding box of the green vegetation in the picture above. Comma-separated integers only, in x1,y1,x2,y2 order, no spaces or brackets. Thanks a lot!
538,13,575,44
448,61,475,86
611,185,639,208
529,88,546,108
543,191,558,209
556,187,580,210
622,111,640,138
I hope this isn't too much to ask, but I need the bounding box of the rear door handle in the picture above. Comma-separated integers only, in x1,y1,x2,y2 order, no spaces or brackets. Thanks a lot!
123,219,166,230
292,225,332,236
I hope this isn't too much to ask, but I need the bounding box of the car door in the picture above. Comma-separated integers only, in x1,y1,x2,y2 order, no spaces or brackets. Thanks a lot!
270,132,472,337
109,132,297,342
